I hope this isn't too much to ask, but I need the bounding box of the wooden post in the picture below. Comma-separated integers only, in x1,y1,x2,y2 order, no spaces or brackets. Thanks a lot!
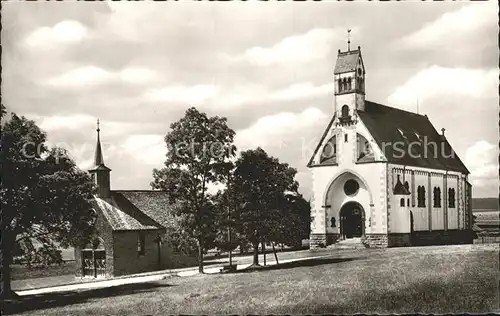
272,242,279,264
262,241,266,266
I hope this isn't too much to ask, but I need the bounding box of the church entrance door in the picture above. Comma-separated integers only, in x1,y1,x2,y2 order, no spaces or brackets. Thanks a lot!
340,202,365,239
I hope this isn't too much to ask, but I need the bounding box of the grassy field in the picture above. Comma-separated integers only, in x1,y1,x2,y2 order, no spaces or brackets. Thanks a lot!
3,244,499,315
11,262,76,281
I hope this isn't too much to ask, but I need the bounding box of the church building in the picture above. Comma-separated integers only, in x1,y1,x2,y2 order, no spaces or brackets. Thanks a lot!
74,122,195,278
307,44,474,248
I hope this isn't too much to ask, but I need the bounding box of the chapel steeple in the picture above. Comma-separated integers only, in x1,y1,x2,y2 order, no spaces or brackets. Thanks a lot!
333,36,366,120
94,119,105,166
89,119,111,198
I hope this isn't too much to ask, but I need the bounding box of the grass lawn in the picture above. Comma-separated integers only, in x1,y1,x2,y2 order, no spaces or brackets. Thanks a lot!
3,244,499,315
11,262,76,281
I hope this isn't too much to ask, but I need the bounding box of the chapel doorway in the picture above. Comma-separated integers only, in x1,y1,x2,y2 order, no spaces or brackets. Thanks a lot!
82,250,106,277
340,202,365,240
81,237,106,278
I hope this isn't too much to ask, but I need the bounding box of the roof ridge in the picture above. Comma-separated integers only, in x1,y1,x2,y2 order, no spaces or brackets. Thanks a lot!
365,100,427,118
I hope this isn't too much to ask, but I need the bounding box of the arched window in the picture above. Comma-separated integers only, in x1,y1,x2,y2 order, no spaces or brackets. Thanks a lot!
342,78,347,91
338,79,342,93
347,78,352,90
417,186,426,207
320,136,337,163
400,198,405,207
407,198,410,207
341,105,349,118
448,188,456,208
404,181,409,191
433,187,441,208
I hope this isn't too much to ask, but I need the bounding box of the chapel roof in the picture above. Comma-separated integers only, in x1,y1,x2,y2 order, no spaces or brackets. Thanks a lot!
91,191,166,231
357,101,469,174
117,190,180,228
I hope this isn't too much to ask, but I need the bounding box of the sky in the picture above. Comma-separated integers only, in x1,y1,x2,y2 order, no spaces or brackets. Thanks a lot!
2,1,498,199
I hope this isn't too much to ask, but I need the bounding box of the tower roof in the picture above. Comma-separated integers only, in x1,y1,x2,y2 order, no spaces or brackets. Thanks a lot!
91,119,111,171
334,47,361,74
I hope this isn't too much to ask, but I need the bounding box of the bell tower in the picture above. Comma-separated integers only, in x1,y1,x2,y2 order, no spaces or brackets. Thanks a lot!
89,119,111,198
333,34,366,122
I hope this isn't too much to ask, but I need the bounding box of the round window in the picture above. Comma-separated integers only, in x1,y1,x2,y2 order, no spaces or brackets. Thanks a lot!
344,179,359,196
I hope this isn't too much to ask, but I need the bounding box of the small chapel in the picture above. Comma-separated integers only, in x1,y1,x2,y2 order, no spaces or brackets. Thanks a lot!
307,43,474,248
74,122,196,278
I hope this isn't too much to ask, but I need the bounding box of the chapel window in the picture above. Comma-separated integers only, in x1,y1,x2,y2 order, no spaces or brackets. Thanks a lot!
417,185,426,207
448,188,456,208
137,232,146,256
433,187,441,208
347,77,352,90
341,105,349,118
320,136,337,164
400,198,405,207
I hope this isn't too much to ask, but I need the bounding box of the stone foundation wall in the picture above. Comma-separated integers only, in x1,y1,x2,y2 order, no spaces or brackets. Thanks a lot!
412,230,474,246
362,234,388,248
310,233,339,248
388,233,411,247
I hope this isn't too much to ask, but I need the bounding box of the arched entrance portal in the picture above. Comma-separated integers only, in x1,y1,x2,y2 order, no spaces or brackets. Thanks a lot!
340,202,365,240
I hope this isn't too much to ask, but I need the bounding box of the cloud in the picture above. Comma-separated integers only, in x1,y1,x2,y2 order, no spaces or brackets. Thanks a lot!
238,28,338,67
23,20,88,48
120,134,165,166
269,83,332,102
387,66,497,108
235,107,327,150
143,85,218,104
46,66,162,88
34,113,96,132
398,2,496,48
465,140,498,192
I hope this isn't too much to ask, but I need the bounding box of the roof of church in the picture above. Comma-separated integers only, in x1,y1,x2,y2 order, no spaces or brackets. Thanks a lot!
117,190,180,228
358,101,469,174
307,101,469,174
334,49,360,74
92,191,166,231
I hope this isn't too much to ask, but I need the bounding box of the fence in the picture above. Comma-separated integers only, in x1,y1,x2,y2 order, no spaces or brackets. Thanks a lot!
473,234,500,244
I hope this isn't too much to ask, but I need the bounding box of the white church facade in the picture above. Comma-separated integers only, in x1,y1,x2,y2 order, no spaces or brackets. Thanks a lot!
308,45,474,248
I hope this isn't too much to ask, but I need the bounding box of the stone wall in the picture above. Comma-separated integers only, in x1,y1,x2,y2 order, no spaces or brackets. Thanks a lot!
362,234,388,248
113,230,163,276
310,233,340,248
411,230,474,246
388,233,411,247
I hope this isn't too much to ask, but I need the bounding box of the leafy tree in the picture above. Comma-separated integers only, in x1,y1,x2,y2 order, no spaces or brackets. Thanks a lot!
232,147,298,266
151,107,236,273
1,111,96,298
270,192,311,249
212,176,247,256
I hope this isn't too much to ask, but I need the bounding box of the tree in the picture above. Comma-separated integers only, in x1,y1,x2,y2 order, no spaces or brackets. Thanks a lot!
151,107,236,273
1,111,96,298
270,192,311,249
232,147,298,266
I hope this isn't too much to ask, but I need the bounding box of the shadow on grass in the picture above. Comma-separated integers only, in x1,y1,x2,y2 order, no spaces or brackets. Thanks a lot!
2,281,173,315
236,257,363,273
